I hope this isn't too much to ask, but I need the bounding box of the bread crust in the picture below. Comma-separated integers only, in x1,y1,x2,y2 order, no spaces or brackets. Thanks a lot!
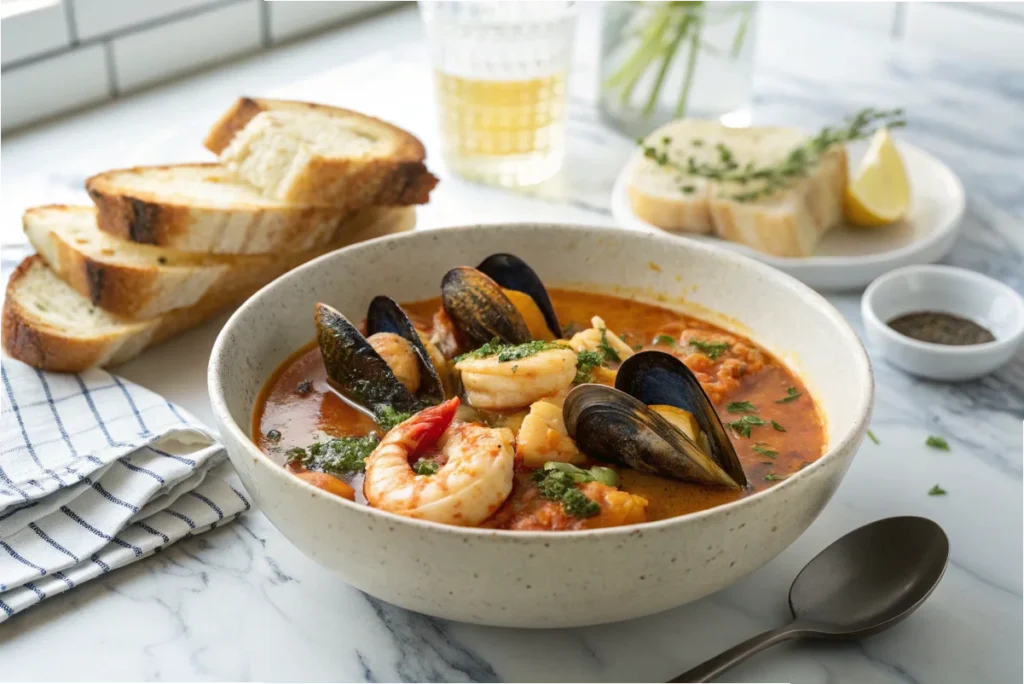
206,97,439,208
86,164,358,253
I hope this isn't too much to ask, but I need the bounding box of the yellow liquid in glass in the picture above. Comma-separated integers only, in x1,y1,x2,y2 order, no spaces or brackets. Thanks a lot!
434,71,567,185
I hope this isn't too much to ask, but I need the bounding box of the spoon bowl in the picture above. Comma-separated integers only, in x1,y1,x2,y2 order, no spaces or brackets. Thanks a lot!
790,516,949,637
674,516,949,682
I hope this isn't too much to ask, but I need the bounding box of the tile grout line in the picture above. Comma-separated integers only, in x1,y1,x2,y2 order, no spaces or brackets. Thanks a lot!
62,0,79,44
1,0,248,73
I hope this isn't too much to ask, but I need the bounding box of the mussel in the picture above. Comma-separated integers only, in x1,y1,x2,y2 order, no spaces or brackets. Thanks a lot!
563,351,747,489
441,254,561,348
316,296,444,413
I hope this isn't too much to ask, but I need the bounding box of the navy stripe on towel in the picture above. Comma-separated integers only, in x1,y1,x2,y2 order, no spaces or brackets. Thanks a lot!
0,539,46,576
162,509,197,529
28,523,80,563
137,521,171,544
187,491,224,519
60,506,142,557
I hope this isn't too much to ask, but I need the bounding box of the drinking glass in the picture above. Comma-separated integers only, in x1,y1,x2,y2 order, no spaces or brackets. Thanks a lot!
419,1,579,187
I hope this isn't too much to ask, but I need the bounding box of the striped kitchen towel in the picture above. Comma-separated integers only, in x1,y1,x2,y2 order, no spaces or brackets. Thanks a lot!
0,357,250,621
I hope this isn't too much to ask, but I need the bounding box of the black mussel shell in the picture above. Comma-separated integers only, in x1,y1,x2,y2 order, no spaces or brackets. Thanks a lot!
315,302,420,413
441,266,531,347
615,351,746,487
614,352,745,485
366,295,445,405
563,385,743,489
476,254,561,339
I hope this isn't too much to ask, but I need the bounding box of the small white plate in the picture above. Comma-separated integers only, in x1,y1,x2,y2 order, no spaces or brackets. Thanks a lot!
610,139,966,290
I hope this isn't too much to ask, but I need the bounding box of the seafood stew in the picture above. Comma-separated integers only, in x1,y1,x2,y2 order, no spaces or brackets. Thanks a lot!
254,255,825,530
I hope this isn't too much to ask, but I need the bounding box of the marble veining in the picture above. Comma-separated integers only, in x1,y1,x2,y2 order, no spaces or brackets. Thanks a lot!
0,5,1020,683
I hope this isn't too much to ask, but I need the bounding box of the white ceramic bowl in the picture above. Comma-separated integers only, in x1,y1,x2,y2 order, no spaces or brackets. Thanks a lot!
862,265,1024,381
208,224,873,628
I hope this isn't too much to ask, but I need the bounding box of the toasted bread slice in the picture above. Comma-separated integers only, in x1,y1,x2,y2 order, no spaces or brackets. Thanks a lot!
629,121,847,257
207,98,438,208
3,209,415,372
25,205,414,319
87,163,363,254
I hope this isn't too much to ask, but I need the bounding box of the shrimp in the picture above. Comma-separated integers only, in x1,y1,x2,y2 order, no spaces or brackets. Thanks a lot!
455,347,577,410
363,398,514,526
367,332,421,392
568,316,635,362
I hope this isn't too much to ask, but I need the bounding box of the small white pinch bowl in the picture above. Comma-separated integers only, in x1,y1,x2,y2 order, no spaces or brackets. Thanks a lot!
862,265,1024,381
208,224,873,628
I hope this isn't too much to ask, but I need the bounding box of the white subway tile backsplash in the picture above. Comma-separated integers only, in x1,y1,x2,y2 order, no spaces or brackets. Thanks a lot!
1,44,110,130
110,0,261,93
267,0,384,43
905,2,1024,65
71,0,221,40
1,0,70,66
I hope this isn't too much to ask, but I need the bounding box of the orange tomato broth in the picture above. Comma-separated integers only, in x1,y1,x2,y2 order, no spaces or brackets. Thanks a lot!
254,290,825,527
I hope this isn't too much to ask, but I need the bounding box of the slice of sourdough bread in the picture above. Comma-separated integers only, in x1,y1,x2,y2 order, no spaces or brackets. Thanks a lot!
86,164,361,254
207,98,438,208
628,121,847,257
3,208,415,372
25,204,414,319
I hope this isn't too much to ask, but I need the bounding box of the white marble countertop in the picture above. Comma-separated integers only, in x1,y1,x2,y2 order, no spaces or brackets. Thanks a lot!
1,5,1021,682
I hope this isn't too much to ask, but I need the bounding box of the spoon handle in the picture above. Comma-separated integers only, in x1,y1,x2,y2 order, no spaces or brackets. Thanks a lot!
669,623,805,683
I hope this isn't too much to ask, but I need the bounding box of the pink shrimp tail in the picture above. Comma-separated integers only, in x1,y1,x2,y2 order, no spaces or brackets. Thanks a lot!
394,397,460,456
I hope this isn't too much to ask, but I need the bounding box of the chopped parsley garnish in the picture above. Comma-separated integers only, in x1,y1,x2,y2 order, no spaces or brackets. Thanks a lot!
726,415,765,438
296,380,313,395
598,328,621,363
775,387,802,403
533,462,618,518
455,338,568,364
726,401,757,414
574,349,605,384
926,435,950,450
763,473,784,481
286,434,379,476
752,443,778,458
771,420,786,432
534,469,600,518
680,185,696,194
542,461,618,487
654,334,677,347
265,429,281,442
413,459,440,476
928,484,947,496
866,429,879,444
689,339,730,360
374,405,413,433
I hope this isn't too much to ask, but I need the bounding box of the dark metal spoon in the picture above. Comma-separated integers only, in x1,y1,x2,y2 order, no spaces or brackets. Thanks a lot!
672,516,949,683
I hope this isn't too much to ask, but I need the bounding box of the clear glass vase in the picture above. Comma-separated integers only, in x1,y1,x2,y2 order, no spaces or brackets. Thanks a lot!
599,1,756,140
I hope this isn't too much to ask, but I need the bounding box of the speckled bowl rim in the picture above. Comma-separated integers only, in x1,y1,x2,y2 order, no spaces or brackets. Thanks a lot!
209,223,873,539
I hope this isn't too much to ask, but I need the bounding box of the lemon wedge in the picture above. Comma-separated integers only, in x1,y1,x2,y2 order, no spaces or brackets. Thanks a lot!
844,128,910,227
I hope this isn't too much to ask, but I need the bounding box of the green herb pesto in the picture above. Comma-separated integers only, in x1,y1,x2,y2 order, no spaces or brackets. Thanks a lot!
533,464,607,518
375,405,413,433
286,434,379,476
413,459,440,476
689,339,731,360
455,338,568,364
574,349,605,384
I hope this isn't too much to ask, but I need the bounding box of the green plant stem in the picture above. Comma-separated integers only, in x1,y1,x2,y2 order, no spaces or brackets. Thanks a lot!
674,17,702,118
644,14,691,117
730,6,753,58
617,7,676,105
604,3,674,89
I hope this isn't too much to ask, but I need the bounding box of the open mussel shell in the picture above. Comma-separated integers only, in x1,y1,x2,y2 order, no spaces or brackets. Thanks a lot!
476,253,561,339
315,302,421,413
367,295,445,405
441,266,531,347
563,351,747,489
